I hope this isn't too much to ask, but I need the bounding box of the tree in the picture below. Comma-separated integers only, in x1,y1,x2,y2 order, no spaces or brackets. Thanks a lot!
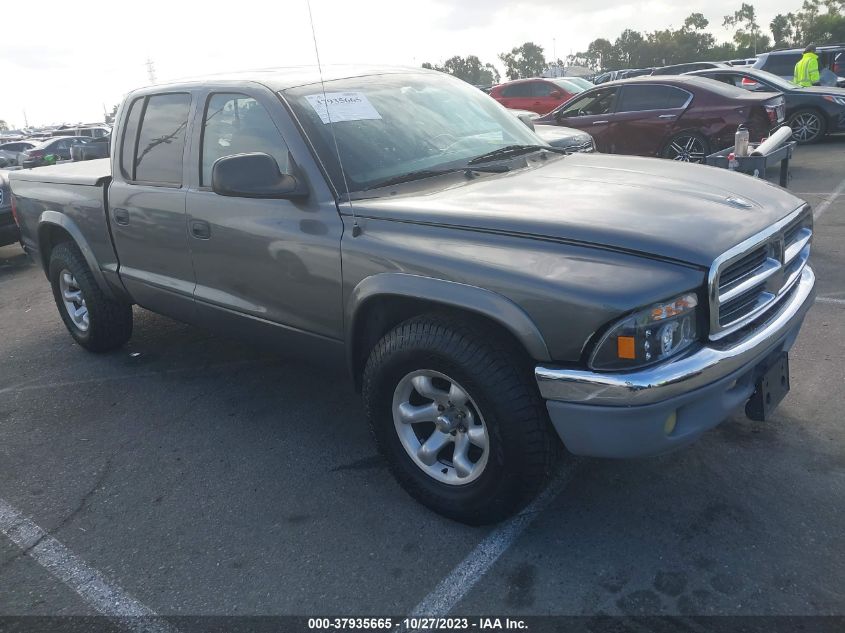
421,56,499,85
498,42,546,79
0,120,8,133
723,3,770,55
770,13,795,48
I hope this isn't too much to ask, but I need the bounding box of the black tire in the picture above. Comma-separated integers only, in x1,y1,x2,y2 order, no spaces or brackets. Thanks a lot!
788,109,826,144
362,313,558,525
661,132,710,163
48,241,133,352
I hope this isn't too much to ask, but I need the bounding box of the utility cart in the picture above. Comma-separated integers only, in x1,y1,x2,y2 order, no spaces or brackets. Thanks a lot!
706,140,796,188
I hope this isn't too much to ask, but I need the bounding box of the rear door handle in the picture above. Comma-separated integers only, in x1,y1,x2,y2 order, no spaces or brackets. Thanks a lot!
592,120,609,125
113,208,129,226
658,114,677,119
190,219,211,240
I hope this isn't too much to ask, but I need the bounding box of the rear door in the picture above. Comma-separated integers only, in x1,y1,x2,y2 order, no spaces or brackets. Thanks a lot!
553,87,619,152
499,82,535,112
611,84,692,156
184,86,344,349
108,91,198,322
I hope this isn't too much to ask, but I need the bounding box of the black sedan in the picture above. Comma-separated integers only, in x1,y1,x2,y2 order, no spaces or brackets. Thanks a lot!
22,136,91,168
687,67,845,143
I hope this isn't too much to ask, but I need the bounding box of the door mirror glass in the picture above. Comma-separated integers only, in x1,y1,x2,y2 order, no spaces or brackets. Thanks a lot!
211,152,307,199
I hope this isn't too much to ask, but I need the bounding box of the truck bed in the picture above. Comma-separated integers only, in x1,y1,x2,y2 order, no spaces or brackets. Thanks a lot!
10,158,120,293
9,158,111,187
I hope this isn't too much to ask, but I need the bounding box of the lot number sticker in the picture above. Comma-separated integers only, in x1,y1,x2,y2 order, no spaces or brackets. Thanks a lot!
305,92,382,124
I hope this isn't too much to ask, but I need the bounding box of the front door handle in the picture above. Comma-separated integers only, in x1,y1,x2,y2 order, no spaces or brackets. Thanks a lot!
592,120,609,125
190,219,211,240
113,208,130,226
658,114,677,119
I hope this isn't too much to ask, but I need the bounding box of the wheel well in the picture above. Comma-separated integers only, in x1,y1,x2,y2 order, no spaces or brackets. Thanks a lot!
349,295,534,392
37,224,74,274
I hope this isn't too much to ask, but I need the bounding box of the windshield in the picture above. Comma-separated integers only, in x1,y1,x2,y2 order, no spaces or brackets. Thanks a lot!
551,78,586,94
561,77,593,90
283,72,542,194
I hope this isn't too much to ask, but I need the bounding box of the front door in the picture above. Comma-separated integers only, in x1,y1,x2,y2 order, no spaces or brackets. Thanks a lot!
554,87,619,152
185,89,344,351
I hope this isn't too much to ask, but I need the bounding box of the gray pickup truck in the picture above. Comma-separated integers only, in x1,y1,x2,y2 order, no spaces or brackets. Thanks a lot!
10,66,815,524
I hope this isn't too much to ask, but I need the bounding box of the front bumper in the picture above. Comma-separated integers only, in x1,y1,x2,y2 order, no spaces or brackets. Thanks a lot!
535,266,816,458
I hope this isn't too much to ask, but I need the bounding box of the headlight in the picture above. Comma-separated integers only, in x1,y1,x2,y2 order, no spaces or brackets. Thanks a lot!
589,292,700,370
823,95,845,106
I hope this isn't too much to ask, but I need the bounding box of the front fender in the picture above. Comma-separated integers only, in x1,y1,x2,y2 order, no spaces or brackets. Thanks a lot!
346,272,552,369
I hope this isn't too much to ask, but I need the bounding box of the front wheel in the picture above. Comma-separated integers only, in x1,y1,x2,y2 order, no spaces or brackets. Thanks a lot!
788,109,826,144
362,314,558,525
49,241,133,352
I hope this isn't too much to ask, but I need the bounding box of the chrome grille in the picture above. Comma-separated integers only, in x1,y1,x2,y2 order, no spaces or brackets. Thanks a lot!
708,206,812,340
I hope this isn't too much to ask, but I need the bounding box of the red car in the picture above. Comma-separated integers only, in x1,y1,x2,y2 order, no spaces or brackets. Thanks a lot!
535,76,785,162
490,78,584,115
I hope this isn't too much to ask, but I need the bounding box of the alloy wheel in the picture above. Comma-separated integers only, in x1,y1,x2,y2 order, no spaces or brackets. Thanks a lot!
666,135,707,163
790,112,822,142
391,369,490,485
59,269,89,332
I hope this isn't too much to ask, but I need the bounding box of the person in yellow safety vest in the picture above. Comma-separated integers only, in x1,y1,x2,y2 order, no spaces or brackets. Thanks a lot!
794,43,821,87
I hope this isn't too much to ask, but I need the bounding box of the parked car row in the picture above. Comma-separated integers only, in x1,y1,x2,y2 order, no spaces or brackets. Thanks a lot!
687,66,845,143
589,45,845,89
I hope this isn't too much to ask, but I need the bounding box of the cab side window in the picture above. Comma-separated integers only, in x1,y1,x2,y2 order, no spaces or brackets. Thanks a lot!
201,93,290,187
133,93,192,185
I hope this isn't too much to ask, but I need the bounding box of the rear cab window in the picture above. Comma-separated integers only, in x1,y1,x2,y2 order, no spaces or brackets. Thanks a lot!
120,93,191,185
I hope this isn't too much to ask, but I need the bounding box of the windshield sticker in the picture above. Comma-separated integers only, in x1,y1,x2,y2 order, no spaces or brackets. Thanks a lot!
305,92,382,124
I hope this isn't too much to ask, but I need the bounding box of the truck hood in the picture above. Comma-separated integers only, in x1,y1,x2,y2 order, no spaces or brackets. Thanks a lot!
354,153,806,267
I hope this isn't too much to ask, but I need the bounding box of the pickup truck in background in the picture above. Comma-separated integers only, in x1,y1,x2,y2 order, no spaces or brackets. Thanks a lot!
9,66,815,524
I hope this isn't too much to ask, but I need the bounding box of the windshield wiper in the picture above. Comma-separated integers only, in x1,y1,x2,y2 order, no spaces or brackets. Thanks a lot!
467,144,567,165
363,165,509,190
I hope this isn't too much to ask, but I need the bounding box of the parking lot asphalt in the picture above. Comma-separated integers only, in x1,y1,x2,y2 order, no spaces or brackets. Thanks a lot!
0,140,843,622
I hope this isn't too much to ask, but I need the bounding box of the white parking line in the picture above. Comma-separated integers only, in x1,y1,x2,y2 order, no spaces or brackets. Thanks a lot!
0,497,177,633
816,296,845,306
812,176,845,220
400,463,579,626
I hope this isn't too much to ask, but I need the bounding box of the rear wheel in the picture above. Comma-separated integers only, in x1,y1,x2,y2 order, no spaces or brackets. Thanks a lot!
49,241,133,352
788,109,826,144
362,314,558,525
662,132,710,163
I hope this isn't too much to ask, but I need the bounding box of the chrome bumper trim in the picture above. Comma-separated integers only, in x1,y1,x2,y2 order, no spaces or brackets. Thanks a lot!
536,266,815,406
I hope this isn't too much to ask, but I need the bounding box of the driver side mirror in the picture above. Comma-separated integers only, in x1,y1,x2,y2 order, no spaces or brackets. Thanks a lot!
212,152,308,199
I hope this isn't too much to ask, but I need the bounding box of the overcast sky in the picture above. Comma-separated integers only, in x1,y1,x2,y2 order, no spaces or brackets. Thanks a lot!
1,0,794,127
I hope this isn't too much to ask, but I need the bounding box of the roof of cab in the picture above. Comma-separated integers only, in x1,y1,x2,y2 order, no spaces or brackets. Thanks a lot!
129,65,439,94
